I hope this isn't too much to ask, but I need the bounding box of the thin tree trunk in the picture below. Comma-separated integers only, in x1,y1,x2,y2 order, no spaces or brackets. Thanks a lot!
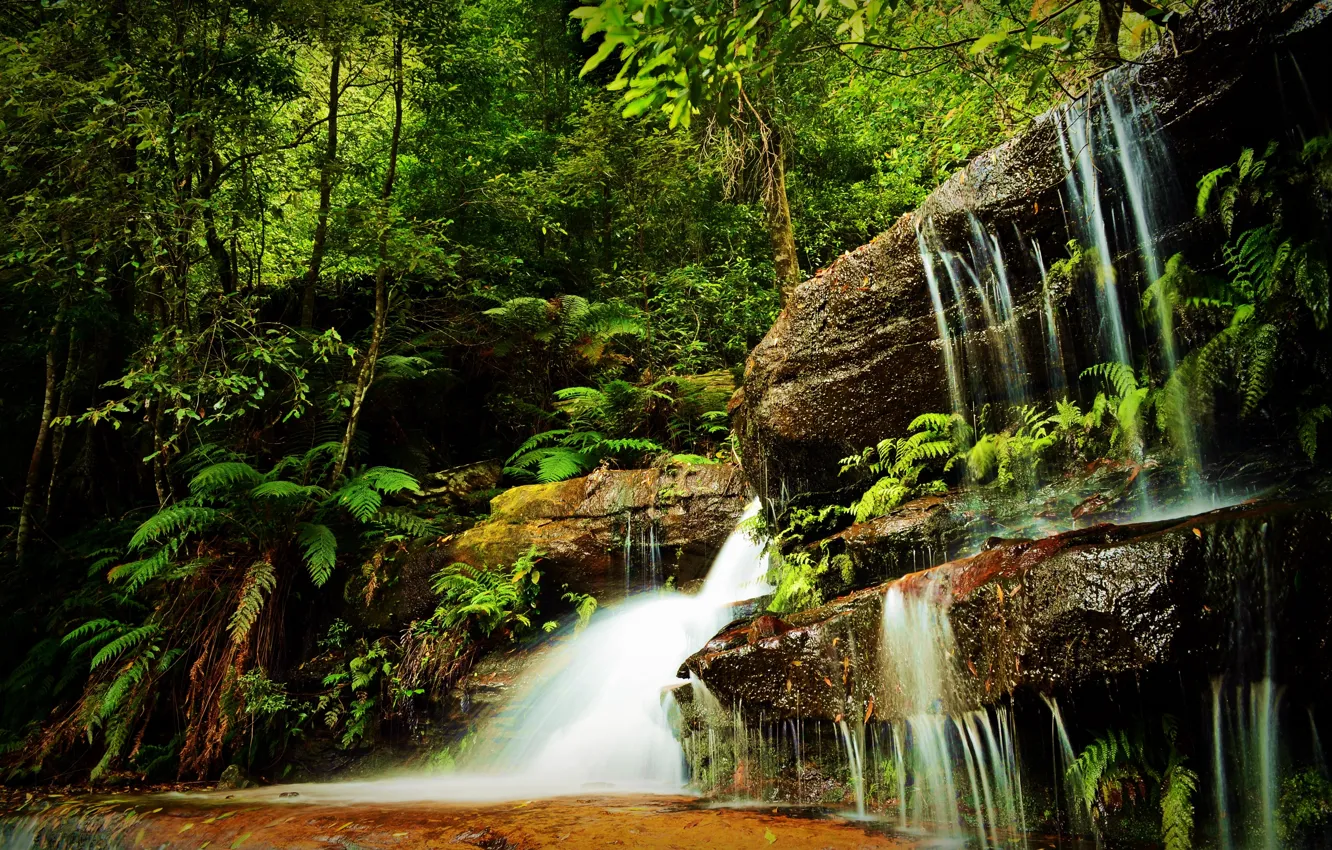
1095,0,1125,69
302,44,342,329
45,331,82,516
17,310,66,563
202,152,236,294
761,132,800,303
332,35,402,483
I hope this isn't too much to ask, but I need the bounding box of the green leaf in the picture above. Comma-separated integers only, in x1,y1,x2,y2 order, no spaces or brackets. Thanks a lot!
297,523,338,586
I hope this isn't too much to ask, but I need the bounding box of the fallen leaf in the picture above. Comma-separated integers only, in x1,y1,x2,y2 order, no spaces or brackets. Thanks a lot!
765,828,777,844
179,823,195,833
230,832,251,849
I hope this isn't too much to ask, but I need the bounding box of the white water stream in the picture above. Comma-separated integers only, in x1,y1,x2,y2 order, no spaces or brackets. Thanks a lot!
463,497,770,790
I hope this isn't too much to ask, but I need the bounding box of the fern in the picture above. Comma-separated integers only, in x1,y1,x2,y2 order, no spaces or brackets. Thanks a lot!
189,461,261,495
1082,362,1139,400
432,549,544,640
128,505,217,550
1240,323,1279,416
90,624,162,671
359,467,421,495
563,591,598,631
373,509,438,538
107,548,173,592
61,618,120,649
251,480,327,500
1195,164,1232,219
228,559,277,643
1161,760,1198,850
333,479,382,522
1299,406,1332,460
297,523,338,586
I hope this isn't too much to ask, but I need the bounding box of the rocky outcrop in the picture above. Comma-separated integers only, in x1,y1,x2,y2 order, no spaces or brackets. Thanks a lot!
682,499,1332,721
374,464,750,625
736,0,1331,502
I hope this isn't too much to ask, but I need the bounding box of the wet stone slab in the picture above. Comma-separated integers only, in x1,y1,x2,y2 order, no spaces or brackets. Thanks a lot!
0,792,928,849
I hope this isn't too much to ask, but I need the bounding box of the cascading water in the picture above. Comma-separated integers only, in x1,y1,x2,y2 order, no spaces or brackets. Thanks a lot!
917,224,966,418
459,498,771,792
1056,96,1133,372
880,578,1028,845
1032,241,1068,394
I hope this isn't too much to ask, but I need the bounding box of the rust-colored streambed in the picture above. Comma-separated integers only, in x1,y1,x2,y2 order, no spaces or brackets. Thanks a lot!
0,791,942,849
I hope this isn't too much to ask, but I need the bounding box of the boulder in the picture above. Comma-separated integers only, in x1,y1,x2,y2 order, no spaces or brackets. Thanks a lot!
735,0,1331,502
682,498,1332,721
373,464,750,625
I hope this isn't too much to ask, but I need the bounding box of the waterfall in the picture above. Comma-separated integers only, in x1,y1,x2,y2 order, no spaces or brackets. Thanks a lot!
918,218,1030,414
1057,98,1133,370
879,578,1026,844
1032,241,1068,393
463,498,770,791
917,224,965,418
914,75,1215,504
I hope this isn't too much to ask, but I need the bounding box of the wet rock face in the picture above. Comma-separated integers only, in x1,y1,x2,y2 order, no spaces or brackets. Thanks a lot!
376,465,750,625
683,500,1332,721
808,494,968,589
735,0,1328,503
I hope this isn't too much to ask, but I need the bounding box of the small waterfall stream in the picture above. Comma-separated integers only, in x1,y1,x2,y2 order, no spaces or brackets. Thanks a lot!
459,498,771,792
880,578,1028,844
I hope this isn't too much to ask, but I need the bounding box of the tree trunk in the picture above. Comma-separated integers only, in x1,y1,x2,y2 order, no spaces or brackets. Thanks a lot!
17,311,65,563
202,152,236,294
302,44,342,329
761,132,800,304
332,35,402,483
1095,0,1125,69
46,330,81,516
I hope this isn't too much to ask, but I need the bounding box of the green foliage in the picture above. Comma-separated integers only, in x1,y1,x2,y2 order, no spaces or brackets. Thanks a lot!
1279,769,1332,845
767,550,828,614
26,448,434,778
839,412,964,522
562,589,599,632
431,547,548,642
573,0,1109,131
505,373,735,482
1150,137,1332,459
1068,717,1197,849
1081,363,1155,456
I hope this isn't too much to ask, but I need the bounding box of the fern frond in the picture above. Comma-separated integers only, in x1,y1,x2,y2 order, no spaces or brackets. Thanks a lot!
333,480,382,522
89,624,161,671
189,461,261,495
228,560,277,643
1161,761,1198,850
1239,323,1279,416
61,618,120,647
373,509,438,538
359,467,421,495
106,548,173,592
1081,362,1138,400
297,523,338,586
1196,165,1232,219
536,449,589,483
251,480,328,500
128,505,217,550
507,429,571,462
1295,244,1330,329
1299,405,1332,460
